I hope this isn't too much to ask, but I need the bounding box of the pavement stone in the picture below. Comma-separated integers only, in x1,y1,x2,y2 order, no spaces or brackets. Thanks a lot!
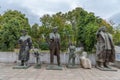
0,63,120,80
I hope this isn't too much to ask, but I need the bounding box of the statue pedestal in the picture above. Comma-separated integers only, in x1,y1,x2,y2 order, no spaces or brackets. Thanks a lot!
46,65,62,70
34,64,41,69
13,65,31,69
114,53,120,68
66,64,79,68
96,66,117,71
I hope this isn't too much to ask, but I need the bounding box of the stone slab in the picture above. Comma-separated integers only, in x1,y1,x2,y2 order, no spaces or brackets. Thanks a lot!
96,66,117,71
46,65,62,70
13,65,31,69
34,64,41,69
66,65,79,69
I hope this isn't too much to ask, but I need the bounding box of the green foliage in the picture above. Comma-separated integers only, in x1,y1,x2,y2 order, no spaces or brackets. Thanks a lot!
39,7,113,52
39,42,49,50
0,8,114,52
78,23,99,52
76,10,100,52
0,10,30,51
113,25,120,45
72,8,113,53
30,23,40,48
40,12,72,51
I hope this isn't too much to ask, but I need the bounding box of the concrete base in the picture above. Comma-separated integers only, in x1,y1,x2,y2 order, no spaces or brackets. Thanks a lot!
13,65,31,69
34,64,41,69
96,66,117,71
113,61,120,69
46,65,62,70
66,64,79,68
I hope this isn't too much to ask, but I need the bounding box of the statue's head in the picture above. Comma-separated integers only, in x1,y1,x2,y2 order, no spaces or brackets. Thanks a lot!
82,52,87,57
52,27,58,33
21,30,27,36
81,47,84,51
69,42,74,46
99,26,107,32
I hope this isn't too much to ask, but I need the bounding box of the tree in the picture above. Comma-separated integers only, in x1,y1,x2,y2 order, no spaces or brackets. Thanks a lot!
113,24,120,45
39,7,113,52
0,10,30,51
76,8,112,52
30,23,40,48
40,12,73,51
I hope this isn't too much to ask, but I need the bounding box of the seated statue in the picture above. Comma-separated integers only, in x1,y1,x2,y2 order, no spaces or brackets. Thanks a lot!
80,52,92,69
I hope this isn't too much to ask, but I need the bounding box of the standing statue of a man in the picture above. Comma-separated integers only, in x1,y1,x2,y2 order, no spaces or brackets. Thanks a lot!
49,27,61,66
96,26,115,69
18,30,32,66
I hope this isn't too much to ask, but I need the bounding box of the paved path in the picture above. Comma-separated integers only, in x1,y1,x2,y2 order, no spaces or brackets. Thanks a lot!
0,63,120,80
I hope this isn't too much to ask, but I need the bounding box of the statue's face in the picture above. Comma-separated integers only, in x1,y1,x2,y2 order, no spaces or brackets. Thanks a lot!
69,42,72,46
22,31,27,36
53,28,57,33
102,27,107,32
82,52,87,57
100,27,107,32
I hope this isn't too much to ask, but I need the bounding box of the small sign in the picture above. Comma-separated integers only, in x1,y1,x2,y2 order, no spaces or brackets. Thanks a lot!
115,53,120,61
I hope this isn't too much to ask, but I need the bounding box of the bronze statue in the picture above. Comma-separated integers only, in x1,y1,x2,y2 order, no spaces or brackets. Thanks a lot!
68,42,76,66
49,27,61,66
32,47,42,68
96,26,115,69
18,30,32,66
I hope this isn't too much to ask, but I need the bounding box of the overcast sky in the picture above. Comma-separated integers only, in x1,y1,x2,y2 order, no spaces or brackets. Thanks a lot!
0,0,120,25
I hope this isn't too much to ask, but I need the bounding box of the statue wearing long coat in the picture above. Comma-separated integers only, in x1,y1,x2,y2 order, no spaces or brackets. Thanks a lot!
49,32,61,66
96,28,115,64
18,35,32,62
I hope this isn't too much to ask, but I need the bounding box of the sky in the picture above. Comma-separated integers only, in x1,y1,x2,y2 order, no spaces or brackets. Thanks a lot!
0,0,120,25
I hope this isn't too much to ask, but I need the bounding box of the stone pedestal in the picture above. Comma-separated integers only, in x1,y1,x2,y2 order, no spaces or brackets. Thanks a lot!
96,66,117,71
46,65,62,70
115,53,120,68
34,64,41,69
66,64,79,68
114,46,120,68
13,65,31,69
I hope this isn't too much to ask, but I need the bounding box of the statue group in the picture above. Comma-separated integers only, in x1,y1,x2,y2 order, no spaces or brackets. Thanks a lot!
96,26,115,71
15,26,115,71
